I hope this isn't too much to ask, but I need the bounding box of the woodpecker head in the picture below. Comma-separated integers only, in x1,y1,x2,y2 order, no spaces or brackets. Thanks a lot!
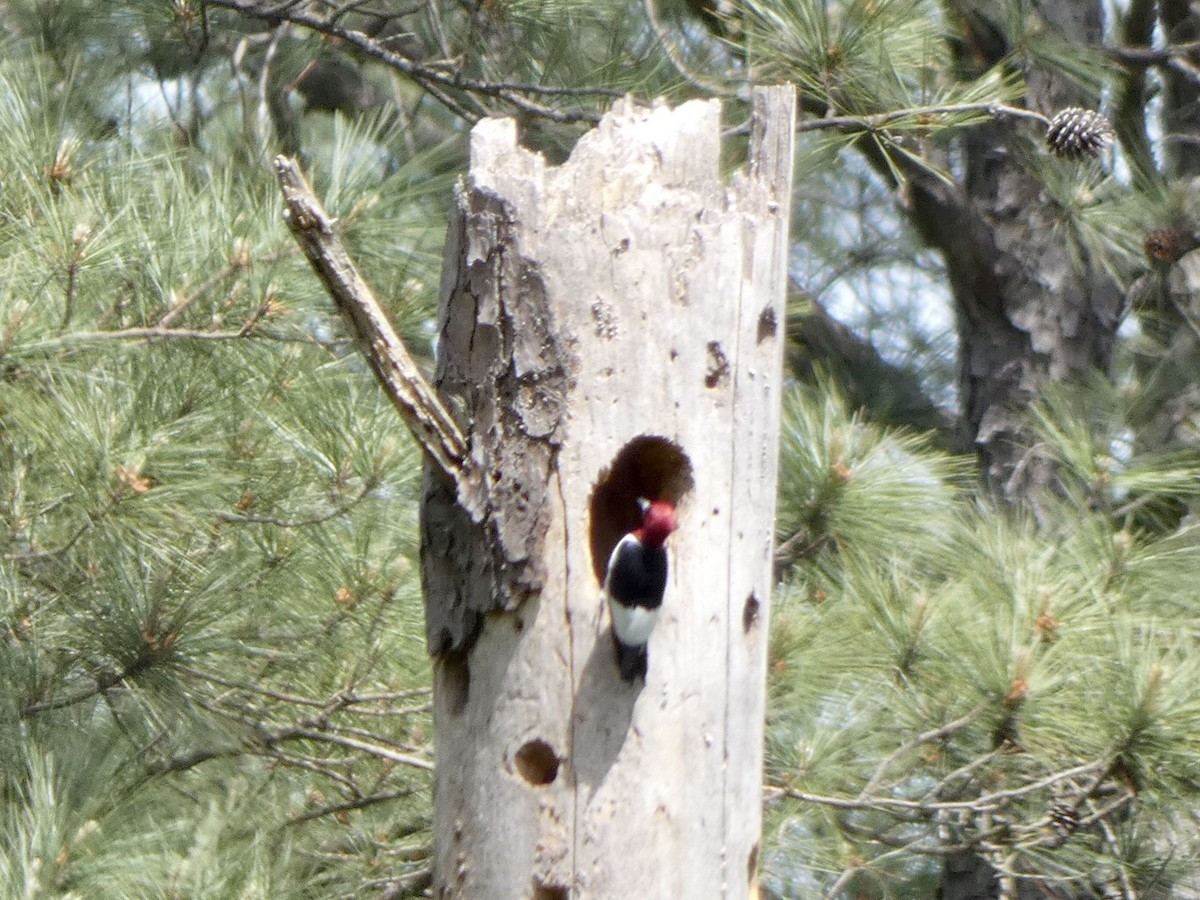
635,498,676,549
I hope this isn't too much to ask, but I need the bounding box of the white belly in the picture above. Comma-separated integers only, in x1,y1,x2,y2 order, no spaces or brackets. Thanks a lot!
610,602,660,646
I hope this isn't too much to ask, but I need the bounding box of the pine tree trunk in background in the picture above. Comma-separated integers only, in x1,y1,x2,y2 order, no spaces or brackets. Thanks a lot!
420,88,795,897
1124,3,1200,460
1161,0,1200,179
916,0,1123,520
930,2,1123,897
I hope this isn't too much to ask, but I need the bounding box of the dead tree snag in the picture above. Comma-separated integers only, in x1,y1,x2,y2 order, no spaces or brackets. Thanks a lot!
423,87,795,898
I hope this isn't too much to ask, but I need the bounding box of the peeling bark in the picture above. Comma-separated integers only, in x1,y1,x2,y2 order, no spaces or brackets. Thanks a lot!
422,186,572,657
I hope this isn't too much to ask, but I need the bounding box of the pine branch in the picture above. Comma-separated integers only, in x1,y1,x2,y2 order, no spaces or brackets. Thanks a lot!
785,294,958,440
287,787,418,825
21,644,170,716
5,518,92,562
22,326,328,348
856,704,986,802
792,100,1050,135
200,0,617,123
642,0,728,98
214,476,378,527
157,245,293,327
273,155,470,488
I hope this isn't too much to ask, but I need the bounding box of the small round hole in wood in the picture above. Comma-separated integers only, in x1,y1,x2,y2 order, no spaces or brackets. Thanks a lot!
757,304,778,343
743,593,761,633
589,436,693,585
532,878,569,900
515,739,559,786
441,650,470,717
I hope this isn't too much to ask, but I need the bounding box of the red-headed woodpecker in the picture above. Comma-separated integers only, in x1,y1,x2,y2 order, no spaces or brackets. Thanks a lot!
604,498,677,681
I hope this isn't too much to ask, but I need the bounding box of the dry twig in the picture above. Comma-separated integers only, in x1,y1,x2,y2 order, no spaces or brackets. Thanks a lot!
273,155,470,487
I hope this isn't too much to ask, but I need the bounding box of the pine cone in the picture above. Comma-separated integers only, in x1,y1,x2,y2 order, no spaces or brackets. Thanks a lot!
1145,226,1200,264
1046,107,1113,160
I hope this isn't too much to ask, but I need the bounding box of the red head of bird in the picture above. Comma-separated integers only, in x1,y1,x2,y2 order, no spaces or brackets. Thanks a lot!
636,499,676,549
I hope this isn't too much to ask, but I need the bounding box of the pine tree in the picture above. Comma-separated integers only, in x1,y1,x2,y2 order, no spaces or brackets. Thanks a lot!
0,16,445,896
4,1,1200,897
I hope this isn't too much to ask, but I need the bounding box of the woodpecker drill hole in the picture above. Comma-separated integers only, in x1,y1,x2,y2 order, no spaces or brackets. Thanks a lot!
743,593,761,633
704,340,730,388
757,305,778,343
532,879,569,900
514,739,559,786
441,650,470,716
589,436,693,584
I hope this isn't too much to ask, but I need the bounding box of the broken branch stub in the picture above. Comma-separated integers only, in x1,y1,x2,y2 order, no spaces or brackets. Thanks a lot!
273,155,469,486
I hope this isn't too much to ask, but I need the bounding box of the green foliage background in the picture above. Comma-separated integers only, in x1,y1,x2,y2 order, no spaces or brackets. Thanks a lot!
2,0,1200,897
0,38,440,897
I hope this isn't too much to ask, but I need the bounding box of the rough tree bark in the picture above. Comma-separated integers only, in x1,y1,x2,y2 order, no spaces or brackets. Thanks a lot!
913,0,1123,522
420,88,795,898
929,4,1124,896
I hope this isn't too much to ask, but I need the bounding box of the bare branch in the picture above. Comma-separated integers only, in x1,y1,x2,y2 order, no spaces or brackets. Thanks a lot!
179,663,429,711
287,787,418,825
200,0,616,124
144,706,435,777
284,726,434,770
371,868,434,899
779,757,1110,814
272,155,470,486
1110,38,1200,66
21,326,326,351
60,225,87,330
857,704,987,801
794,101,1048,135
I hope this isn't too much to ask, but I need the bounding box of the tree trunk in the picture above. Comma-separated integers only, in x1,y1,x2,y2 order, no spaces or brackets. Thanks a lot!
420,88,795,898
931,4,1124,896
914,0,1123,520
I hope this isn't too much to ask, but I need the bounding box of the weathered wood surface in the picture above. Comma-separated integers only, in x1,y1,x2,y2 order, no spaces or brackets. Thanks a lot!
422,87,795,898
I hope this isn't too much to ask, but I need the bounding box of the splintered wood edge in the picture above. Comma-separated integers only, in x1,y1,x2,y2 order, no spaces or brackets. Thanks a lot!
749,85,798,200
